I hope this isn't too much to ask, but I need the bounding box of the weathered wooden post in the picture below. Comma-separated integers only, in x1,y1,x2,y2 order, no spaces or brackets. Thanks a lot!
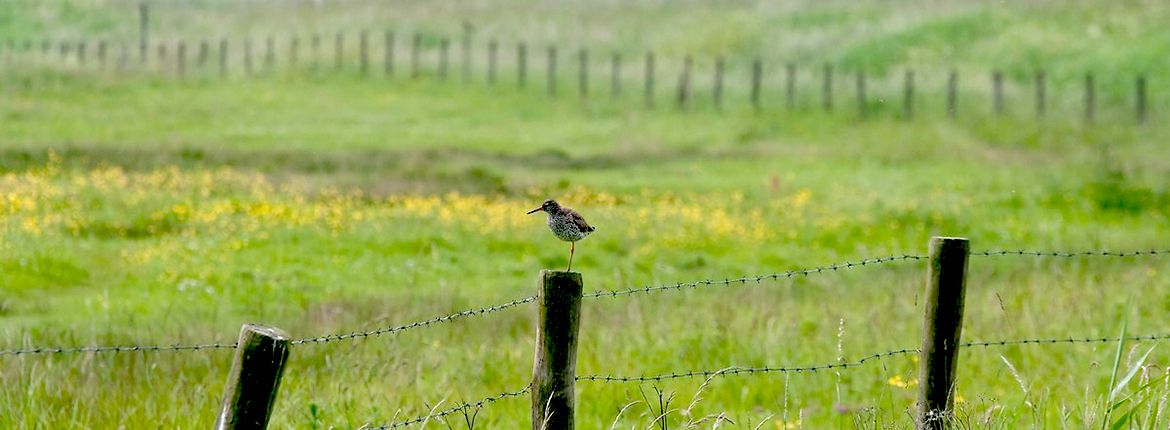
946,70,957,119
518,42,528,87
1035,71,1046,119
916,237,970,430
215,324,291,430
785,63,796,110
383,30,393,76
750,58,762,111
713,56,724,111
644,51,655,108
1136,75,1147,124
822,63,833,111
904,69,915,120
992,70,1004,116
547,45,557,96
1085,73,1096,124
531,271,583,430
578,48,588,99
678,55,692,110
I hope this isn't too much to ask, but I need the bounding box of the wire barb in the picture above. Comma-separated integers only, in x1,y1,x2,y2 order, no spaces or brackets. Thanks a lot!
291,295,537,346
974,249,1168,258
0,342,237,356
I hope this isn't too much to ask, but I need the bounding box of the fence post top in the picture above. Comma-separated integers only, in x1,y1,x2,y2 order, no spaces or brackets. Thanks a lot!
240,324,290,341
931,236,969,243
540,269,582,279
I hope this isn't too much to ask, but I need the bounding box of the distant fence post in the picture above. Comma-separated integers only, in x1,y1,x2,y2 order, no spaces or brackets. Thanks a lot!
438,38,450,81
1035,71,1046,118
750,58,762,111
487,39,498,84
1136,75,1147,124
677,55,692,110
333,32,343,71
77,40,87,67
461,24,472,83
785,63,796,110
904,69,915,120
177,41,186,78
264,36,274,73
946,70,957,119
916,236,970,430
610,52,620,98
713,56,724,111
218,38,228,77
822,63,833,111
992,70,1004,116
244,38,253,76
856,69,866,117
215,324,291,430
97,40,107,70
644,51,655,108
518,42,527,87
531,270,583,430
1085,73,1095,124
138,2,149,63
311,33,321,72
383,30,393,76
410,33,420,78
578,48,588,99
288,36,298,69
547,45,557,97
198,40,209,70
359,30,369,75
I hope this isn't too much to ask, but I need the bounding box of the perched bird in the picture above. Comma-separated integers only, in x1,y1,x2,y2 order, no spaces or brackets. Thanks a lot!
527,199,595,272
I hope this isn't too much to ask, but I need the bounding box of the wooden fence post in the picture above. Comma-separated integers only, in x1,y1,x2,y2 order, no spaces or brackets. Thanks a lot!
1136,75,1147,124
904,69,915,120
243,38,253,76
77,40,86,67
383,30,393,76
992,70,1004,116
916,237,970,430
219,38,228,77
547,45,557,96
487,39,498,84
822,63,833,111
359,30,369,75
311,33,321,72
678,55,692,110
1085,73,1095,124
411,33,420,78
177,41,186,78
856,69,866,117
713,56,724,111
644,51,655,108
610,52,620,98
531,270,583,430
518,42,527,87
946,70,957,119
785,63,796,110
334,32,344,71
750,58,762,111
1035,71,1046,119
439,38,450,81
97,40,107,70
215,324,291,430
264,36,274,73
198,40,209,69
578,48,588,99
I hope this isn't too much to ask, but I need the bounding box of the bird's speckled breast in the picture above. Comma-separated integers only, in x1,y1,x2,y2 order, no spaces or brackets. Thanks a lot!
548,214,588,242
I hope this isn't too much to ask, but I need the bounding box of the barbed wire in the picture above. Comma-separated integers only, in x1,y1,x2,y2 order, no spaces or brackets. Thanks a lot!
364,386,531,429
974,249,1168,258
585,254,926,299
0,341,237,356
291,295,536,346
578,333,1170,383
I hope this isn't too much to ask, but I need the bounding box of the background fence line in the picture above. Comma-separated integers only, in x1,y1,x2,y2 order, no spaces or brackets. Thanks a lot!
0,30,1158,124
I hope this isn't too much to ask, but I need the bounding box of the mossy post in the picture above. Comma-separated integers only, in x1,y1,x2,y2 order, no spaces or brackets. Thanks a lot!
916,237,970,430
215,324,291,430
531,270,583,430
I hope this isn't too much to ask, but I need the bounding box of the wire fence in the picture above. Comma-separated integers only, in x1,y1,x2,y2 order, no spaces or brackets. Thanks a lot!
2,248,1165,357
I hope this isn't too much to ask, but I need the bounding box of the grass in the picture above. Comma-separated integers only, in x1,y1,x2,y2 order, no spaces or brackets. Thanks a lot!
2,1,1170,428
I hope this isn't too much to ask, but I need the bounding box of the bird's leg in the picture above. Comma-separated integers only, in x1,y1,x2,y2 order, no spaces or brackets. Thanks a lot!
567,241,575,272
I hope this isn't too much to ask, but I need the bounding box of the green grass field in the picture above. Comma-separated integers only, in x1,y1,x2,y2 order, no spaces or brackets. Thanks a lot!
2,1,1170,428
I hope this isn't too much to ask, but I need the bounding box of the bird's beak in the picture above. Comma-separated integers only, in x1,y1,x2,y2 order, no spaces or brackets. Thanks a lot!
526,207,542,214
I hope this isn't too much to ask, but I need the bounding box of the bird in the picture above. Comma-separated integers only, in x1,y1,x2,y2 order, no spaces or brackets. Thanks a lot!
527,199,595,272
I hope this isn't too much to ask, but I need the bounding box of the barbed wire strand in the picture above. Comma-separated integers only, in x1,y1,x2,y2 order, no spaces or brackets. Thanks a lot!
975,249,1168,258
291,295,536,346
585,254,926,299
0,342,237,357
578,333,1170,383
365,386,530,430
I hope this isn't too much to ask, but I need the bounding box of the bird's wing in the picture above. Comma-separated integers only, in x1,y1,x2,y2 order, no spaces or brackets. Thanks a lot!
567,209,595,232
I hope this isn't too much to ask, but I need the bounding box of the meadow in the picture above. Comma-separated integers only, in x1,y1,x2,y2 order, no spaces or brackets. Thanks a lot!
2,1,1170,428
